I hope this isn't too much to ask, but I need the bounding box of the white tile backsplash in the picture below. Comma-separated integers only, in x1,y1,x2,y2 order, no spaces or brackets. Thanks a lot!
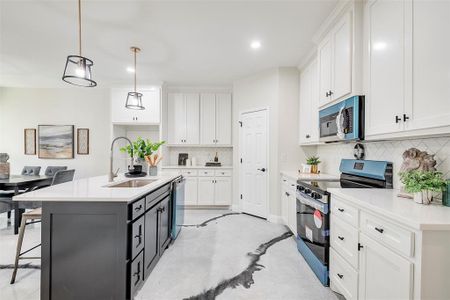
164,147,233,166
315,136,450,189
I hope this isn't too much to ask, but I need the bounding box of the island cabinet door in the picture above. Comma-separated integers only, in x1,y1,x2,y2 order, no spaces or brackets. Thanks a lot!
144,204,159,279
158,196,171,254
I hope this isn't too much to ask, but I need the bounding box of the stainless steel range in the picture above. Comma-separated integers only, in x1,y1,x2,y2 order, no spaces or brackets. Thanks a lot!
295,159,393,286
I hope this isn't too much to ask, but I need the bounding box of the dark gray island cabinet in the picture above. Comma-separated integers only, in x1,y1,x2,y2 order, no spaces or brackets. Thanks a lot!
27,176,179,300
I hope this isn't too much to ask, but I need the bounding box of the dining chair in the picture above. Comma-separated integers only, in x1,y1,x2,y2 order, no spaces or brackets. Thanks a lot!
44,166,67,177
10,169,76,284
21,166,41,176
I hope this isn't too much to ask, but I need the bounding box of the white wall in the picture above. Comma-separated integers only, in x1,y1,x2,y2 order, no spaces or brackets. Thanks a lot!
0,87,111,178
233,67,307,218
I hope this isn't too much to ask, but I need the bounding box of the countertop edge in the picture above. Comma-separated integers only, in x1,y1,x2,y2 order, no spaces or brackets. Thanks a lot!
328,188,450,231
161,166,233,169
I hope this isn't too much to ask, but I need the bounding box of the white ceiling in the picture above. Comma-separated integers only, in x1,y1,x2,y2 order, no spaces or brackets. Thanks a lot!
0,0,337,88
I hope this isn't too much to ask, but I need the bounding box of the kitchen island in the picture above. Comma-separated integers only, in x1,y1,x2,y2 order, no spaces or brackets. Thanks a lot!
14,174,181,300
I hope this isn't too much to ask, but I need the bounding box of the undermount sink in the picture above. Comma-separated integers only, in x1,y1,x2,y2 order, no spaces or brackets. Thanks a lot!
107,179,157,188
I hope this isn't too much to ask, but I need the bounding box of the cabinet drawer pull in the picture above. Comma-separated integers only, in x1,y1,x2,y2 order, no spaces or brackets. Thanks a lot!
285,192,290,197
134,234,142,245
133,262,141,285
134,205,142,211
306,134,310,138
375,227,384,234
337,273,344,279
338,236,345,241
338,208,345,212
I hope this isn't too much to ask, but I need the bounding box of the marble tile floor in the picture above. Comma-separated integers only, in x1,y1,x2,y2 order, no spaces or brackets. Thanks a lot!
0,210,340,300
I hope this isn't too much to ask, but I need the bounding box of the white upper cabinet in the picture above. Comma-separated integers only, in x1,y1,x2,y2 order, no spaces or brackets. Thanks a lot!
200,93,232,145
365,0,405,136
318,11,353,107
299,58,319,145
168,93,200,145
408,0,450,132
111,88,161,124
365,0,450,138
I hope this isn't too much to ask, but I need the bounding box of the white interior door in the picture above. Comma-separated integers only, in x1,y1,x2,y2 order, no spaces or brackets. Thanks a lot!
240,109,268,218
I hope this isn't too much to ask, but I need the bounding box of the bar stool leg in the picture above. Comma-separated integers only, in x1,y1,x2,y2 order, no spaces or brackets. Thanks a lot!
10,216,27,284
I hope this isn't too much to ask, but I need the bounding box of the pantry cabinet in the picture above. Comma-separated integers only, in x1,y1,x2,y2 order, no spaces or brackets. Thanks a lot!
365,0,450,138
318,11,353,107
111,88,161,124
200,93,232,145
167,93,200,145
299,58,319,145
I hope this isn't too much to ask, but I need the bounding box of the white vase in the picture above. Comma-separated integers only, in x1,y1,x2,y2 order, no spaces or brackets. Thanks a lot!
414,190,433,205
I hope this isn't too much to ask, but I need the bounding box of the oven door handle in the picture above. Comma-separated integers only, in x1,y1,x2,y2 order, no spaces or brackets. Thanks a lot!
296,193,329,214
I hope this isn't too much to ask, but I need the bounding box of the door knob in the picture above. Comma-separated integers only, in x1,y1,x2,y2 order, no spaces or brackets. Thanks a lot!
257,168,266,172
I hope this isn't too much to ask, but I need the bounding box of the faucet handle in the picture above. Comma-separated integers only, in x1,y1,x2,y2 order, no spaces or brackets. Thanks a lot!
113,168,120,178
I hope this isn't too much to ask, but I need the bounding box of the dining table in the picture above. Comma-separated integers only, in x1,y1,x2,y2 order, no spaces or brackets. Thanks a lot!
0,175,53,234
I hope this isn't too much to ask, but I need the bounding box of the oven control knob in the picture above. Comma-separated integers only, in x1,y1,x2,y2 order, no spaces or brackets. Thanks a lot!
314,193,323,200
298,186,305,191
304,188,311,194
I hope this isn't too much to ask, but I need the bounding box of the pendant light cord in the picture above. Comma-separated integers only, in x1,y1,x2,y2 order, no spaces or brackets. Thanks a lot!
78,0,82,57
134,49,137,92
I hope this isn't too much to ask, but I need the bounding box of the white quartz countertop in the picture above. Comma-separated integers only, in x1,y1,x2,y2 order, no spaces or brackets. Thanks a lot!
13,174,180,203
280,171,339,182
162,165,233,169
328,188,450,231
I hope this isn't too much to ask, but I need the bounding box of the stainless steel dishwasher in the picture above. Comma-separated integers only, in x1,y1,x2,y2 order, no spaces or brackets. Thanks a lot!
171,176,185,239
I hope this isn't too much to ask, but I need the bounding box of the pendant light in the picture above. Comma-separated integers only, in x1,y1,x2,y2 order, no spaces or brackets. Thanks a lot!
125,47,145,110
62,0,97,87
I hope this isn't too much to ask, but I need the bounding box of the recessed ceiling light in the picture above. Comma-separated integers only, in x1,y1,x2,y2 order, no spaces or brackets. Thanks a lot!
126,67,135,73
250,40,261,50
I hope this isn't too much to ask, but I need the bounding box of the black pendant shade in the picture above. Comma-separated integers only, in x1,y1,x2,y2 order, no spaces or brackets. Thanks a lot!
62,55,97,87
125,46,145,110
125,92,145,110
62,0,97,87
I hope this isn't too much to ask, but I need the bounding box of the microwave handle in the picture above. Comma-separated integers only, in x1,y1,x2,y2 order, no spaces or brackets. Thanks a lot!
336,106,345,139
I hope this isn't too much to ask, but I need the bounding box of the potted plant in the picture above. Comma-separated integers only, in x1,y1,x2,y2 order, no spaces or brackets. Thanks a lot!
120,138,165,175
306,156,321,174
399,170,447,204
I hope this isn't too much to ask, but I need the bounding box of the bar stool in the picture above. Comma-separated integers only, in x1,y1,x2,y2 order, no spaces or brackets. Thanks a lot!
10,169,75,284
10,208,42,284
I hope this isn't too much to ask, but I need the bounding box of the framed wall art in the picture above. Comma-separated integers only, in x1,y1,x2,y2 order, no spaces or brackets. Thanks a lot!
24,128,36,155
77,128,89,155
38,125,74,159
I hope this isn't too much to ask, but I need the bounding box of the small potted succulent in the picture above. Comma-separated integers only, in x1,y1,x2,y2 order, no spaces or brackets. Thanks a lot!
306,156,321,174
399,170,447,205
120,138,165,176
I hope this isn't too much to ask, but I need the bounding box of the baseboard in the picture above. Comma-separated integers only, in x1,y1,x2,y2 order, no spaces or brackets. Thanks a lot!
267,214,284,224
231,204,241,212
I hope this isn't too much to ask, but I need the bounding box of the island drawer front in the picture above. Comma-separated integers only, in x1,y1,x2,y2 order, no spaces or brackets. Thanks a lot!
330,248,358,300
181,169,198,177
130,198,145,220
215,170,232,177
198,169,214,177
145,183,171,210
131,217,145,259
330,215,359,269
331,197,359,228
360,211,414,257
129,251,144,298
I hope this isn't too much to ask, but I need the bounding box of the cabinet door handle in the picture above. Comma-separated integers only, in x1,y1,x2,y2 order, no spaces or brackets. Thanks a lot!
285,192,290,197
306,134,310,138
395,115,401,123
337,273,344,279
338,208,345,212
134,204,142,211
338,236,345,241
325,91,330,97
133,262,141,286
403,114,409,122
329,90,333,96
375,227,384,234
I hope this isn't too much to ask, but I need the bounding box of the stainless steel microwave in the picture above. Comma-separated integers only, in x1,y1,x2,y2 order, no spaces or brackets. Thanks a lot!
319,96,364,142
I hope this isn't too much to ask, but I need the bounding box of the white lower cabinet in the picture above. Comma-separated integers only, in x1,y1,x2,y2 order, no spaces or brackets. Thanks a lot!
162,168,232,206
280,176,297,236
184,177,198,205
358,233,412,300
330,195,416,300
